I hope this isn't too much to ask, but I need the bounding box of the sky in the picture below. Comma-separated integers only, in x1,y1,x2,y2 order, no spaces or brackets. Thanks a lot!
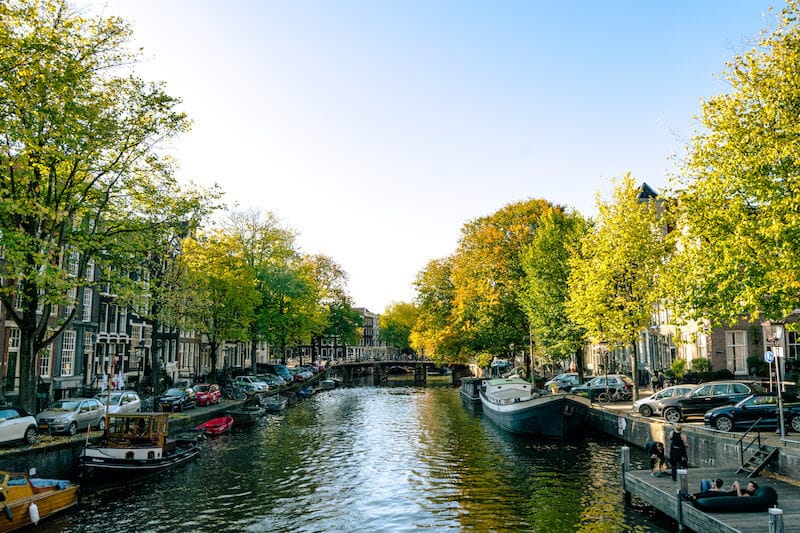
85,0,779,313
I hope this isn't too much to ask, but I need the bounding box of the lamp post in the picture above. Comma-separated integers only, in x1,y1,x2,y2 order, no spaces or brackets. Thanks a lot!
762,321,786,438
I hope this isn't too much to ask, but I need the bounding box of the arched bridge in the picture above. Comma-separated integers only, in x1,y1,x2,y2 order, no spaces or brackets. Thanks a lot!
326,360,473,387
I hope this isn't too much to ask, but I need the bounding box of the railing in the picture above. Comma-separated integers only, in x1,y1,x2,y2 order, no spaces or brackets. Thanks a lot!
737,417,763,467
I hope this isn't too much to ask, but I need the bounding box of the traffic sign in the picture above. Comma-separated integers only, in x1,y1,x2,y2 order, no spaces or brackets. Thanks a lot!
765,350,775,363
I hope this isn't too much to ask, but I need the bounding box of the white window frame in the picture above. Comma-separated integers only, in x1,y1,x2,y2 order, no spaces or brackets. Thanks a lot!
85,258,95,281
39,345,51,377
60,331,76,376
82,288,93,322
65,287,76,316
725,330,748,375
787,331,800,360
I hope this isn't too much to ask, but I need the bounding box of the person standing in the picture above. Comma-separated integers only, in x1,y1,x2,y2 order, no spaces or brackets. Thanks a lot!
669,424,688,481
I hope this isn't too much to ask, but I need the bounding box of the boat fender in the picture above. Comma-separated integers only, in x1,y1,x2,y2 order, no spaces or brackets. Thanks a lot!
3,505,11,521
563,404,574,416
28,502,39,524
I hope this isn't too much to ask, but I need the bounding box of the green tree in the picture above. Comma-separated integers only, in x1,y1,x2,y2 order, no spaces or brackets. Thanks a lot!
449,199,562,358
0,0,192,411
519,209,590,375
180,230,259,373
379,301,419,355
410,257,459,363
666,1,800,327
566,175,666,400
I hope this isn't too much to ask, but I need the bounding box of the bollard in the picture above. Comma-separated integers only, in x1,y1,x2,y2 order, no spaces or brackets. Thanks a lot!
677,468,688,496
621,446,630,503
675,487,684,532
769,507,784,533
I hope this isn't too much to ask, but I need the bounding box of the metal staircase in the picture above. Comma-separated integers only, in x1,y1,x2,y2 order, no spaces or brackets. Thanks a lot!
735,418,779,478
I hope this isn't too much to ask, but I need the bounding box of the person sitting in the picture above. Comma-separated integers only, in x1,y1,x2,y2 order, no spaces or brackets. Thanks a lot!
732,480,758,496
699,478,725,493
647,441,666,476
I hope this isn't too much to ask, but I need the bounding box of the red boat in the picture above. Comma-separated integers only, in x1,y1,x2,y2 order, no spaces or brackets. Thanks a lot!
194,415,234,435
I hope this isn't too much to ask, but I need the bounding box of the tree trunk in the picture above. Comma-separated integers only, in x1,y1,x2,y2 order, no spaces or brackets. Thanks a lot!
251,340,258,376
631,342,640,401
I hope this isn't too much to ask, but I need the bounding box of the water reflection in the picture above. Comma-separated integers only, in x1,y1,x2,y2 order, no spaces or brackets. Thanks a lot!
41,385,668,532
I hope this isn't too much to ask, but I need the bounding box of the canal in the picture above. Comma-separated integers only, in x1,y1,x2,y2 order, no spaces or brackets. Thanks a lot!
40,382,672,532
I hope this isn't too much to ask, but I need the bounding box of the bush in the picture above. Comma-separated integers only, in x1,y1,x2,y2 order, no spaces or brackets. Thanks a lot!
670,359,687,380
691,358,711,373
746,355,770,377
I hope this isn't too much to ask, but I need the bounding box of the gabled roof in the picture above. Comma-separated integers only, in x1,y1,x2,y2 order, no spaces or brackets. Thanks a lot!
637,182,658,200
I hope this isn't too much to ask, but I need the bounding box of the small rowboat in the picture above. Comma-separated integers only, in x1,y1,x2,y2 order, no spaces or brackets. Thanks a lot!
194,416,234,436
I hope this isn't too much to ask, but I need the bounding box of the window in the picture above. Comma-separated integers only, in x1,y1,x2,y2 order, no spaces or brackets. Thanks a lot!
85,259,95,281
725,330,748,375
39,346,51,377
82,288,92,322
66,250,79,276
788,331,800,359
6,329,20,392
65,287,76,316
713,384,732,396
61,331,76,376
733,383,751,394
692,385,712,397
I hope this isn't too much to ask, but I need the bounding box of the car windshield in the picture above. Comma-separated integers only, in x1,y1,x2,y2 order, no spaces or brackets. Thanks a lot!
96,393,121,403
49,400,81,411
164,388,183,396
194,385,210,392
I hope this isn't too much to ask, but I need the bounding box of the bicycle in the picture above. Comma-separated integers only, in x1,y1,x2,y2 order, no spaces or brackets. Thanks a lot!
597,387,632,403
221,383,247,401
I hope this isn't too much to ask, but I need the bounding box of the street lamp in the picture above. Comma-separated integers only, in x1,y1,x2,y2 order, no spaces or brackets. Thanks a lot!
762,321,786,438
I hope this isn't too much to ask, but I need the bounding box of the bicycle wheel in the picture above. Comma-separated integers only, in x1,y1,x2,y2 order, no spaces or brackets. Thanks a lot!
597,392,611,403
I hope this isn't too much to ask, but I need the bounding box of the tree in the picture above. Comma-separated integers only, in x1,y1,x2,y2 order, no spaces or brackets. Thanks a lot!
0,0,191,411
378,301,419,355
666,1,800,327
180,230,259,373
519,209,590,375
448,199,563,358
410,257,460,364
566,175,666,400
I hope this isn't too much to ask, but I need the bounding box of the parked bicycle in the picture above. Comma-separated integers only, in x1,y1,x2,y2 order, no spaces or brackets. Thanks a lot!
597,387,632,403
221,383,247,401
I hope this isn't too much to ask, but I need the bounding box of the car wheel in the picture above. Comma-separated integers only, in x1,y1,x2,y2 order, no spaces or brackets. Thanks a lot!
663,408,681,423
714,415,734,432
67,421,78,436
23,426,37,445
97,417,106,431
791,416,800,433
639,405,653,418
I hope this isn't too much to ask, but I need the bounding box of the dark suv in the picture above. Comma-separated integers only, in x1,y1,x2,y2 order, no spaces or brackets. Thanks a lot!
660,381,762,423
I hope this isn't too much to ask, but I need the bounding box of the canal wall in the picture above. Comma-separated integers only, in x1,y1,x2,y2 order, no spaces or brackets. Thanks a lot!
0,402,232,479
588,406,800,479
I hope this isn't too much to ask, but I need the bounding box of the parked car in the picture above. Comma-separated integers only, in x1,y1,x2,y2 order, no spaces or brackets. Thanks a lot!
158,387,196,412
660,381,763,423
0,406,38,445
633,385,697,418
571,374,634,400
288,367,313,382
95,390,142,414
544,372,580,392
263,364,293,383
193,383,221,406
233,376,269,392
704,394,800,432
36,398,105,436
258,373,286,389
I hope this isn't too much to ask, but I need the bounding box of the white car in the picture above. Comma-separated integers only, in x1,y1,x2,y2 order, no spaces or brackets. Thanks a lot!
0,406,38,445
234,376,269,392
95,390,142,414
633,385,696,417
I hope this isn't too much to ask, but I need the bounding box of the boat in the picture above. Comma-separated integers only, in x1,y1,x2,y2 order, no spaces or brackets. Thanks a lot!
260,395,287,413
459,377,486,403
79,412,200,484
0,471,78,532
479,377,591,438
194,415,233,436
319,379,337,390
226,404,263,426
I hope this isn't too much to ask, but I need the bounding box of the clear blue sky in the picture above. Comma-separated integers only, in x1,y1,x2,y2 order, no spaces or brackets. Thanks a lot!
89,0,778,312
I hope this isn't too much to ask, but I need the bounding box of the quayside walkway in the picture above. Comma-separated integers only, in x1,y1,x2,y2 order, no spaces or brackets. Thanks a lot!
623,463,799,532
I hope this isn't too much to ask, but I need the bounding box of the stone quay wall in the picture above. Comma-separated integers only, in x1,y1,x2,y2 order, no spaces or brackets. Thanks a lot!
588,406,800,479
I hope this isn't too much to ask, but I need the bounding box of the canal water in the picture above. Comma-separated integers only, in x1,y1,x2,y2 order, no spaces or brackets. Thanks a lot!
41,382,672,532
